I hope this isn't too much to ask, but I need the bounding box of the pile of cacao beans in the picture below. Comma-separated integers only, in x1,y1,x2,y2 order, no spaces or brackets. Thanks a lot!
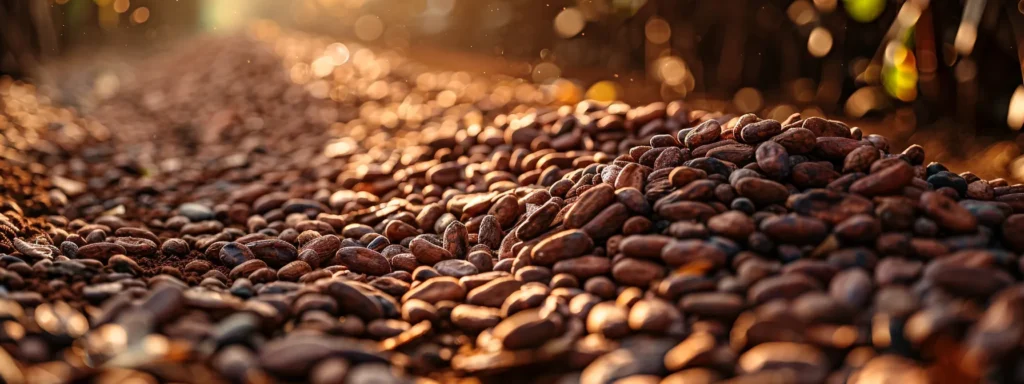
0,28,1021,384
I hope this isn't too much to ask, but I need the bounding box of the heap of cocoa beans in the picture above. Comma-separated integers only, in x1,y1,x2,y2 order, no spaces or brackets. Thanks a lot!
0,28,1022,384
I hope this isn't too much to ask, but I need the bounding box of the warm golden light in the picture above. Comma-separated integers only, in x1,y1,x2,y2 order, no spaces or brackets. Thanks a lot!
787,1,816,25
808,27,833,57
131,7,150,24
954,24,978,56
655,56,688,86
325,43,350,66
549,78,582,104
308,80,330,99
645,17,671,44
1011,156,1024,181
554,8,586,38
113,0,129,13
1008,86,1024,130
437,90,457,107
532,62,561,83
734,87,763,113
94,72,120,100
290,63,311,84
813,0,837,13
845,86,886,117
586,81,619,102
955,0,984,56
311,56,335,78
426,0,456,15
354,15,384,41
792,78,816,103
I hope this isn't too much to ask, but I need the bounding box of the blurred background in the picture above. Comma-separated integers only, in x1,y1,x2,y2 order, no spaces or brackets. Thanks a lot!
3,0,1024,181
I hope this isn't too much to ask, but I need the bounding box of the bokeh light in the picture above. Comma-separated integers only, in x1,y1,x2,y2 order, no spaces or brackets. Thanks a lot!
787,1,817,26
311,56,335,78
325,43,350,65
482,1,512,29
425,0,456,15
955,59,977,83
94,72,120,100
844,0,885,23
955,0,984,57
734,87,764,113
354,15,384,41
1008,86,1024,130
130,7,150,24
845,86,888,117
437,90,457,107
113,0,130,14
813,0,837,13
532,62,562,83
792,78,816,103
883,42,918,102
645,17,671,44
586,80,620,102
895,1,923,28
307,80,330,99
807,27,833,57
954,24,978,56
1012,156,1024,181
549,78,582,104
768,104,799,121
290,62,311,84
654,56,689,86
555,8,586,38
